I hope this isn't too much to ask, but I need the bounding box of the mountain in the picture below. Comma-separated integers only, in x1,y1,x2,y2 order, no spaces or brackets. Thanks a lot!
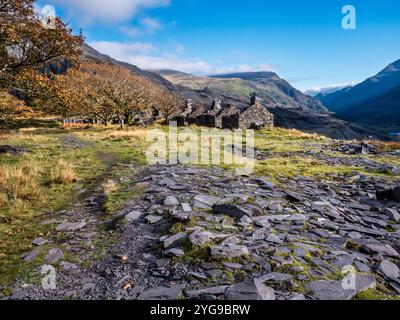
155,70,327,111
318,59,400,129
82,45,245,108
212,71,326,111
154,69,390,140
81,45,389,140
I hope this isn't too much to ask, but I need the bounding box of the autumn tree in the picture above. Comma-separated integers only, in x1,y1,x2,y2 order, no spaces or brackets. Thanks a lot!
50,68,89,118
12,69,54,111
80,63,160,127
0,0,83,89
154,88,183,124
0,90,30,124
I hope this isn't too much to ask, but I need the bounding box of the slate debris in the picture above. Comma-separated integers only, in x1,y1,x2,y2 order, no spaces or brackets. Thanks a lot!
12,147,400,300
212,204,249,219
0,145,30,155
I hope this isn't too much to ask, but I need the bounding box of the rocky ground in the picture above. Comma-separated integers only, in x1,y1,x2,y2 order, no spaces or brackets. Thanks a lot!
8,142,400,300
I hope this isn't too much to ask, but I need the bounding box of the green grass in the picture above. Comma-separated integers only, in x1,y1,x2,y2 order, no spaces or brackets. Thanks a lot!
355,289,400,301
0,121,151,296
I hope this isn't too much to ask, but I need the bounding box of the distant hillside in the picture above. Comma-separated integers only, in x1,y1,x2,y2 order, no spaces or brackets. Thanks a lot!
211,72,326,111
81,45,389,141
318,59,400,129
155,70,326,111
155,70,254,100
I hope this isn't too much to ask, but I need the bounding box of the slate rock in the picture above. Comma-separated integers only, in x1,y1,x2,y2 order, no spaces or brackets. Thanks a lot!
258,272,293,283
22,249,41,263
377,187,400,202
211,245,249,259
362,244,399,257
163,232,187,249
384,208,400,222
185,286,229,298
348,232,362,240
138,285,185,300
225,279,275,300
193,195,221,209
265,234,283,244
170,210,192,222
32,237,48,246
145,215,163,224
60,262,78,271
0,145,30,155
306,274,376,300
254,177,275,190
165,248,185,258
286,192,305,202
213,204,248,219
181,203,192,212
354,261,370,273
45,248,64,264
124,210,143,222
378,260,400,279
164,196,179,206
56,221,86,232
189,230,228,246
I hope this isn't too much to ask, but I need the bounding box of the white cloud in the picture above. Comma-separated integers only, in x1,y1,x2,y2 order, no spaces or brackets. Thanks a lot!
89,40,274,75
89,41,157,57
302,81,359,96
212,64,276,75
121,18,163,37
128,55,215,73
141,18,163,33
47,0,170,25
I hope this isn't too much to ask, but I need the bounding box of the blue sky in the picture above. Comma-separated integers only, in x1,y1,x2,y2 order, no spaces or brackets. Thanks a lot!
37,0,400,94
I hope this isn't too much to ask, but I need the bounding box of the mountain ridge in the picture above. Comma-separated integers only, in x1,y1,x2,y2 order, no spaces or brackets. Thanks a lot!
318,59,400,130
82,44,389,140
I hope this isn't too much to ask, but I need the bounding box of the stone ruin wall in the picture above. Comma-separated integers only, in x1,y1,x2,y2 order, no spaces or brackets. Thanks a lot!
174,94,275,130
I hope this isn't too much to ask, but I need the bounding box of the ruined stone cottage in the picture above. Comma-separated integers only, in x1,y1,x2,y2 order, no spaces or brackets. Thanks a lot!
173,93,274,130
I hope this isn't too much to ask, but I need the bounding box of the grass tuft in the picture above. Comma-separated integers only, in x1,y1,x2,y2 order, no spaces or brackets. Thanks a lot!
50,159,76,185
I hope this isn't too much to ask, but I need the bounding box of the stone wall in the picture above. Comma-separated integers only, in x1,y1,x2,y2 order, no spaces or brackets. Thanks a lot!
239,103,274,129
175,95,274,130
